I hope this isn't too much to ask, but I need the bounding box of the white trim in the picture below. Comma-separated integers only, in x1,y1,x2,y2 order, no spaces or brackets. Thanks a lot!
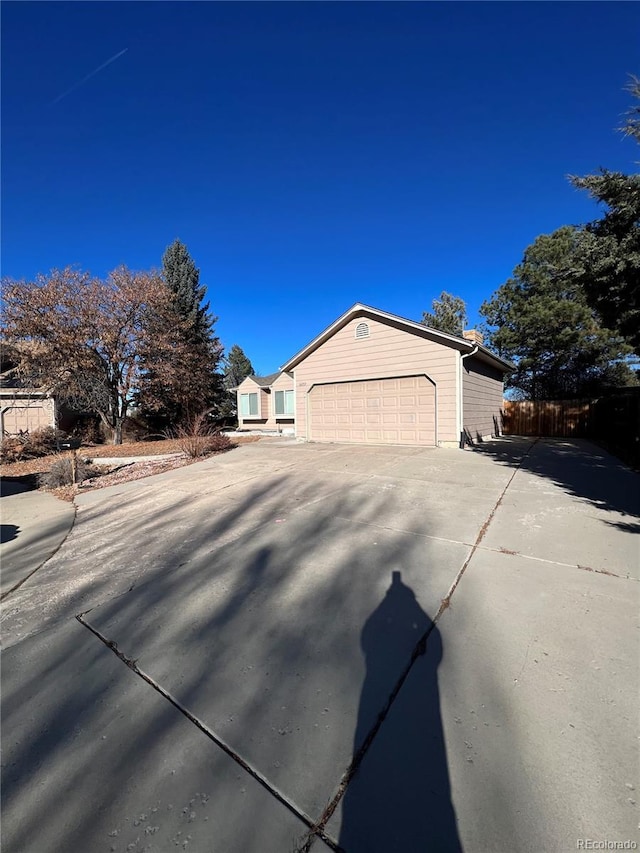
455,350,462,442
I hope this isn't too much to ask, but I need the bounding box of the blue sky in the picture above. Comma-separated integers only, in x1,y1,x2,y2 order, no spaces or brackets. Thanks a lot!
2,2,638,374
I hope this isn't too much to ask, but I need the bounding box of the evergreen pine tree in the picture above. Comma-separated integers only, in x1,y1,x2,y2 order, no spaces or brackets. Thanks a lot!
420,292,467,336
219,344,255,418
568,77,640,354
223,344,254,391
139,239,223,425
480,226,635,399
161,239,211,343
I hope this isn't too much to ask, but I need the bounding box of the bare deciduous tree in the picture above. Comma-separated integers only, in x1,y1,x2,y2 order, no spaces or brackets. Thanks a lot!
2,266,179,444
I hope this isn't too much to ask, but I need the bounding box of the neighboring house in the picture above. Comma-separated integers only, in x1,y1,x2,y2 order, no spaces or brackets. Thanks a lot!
235,371,295,432
237,303,513,447
0,345,56,436
0,375,56,436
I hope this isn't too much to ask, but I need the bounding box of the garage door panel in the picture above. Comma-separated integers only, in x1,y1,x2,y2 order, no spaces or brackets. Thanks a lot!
309,377,435,446
2,405,50,435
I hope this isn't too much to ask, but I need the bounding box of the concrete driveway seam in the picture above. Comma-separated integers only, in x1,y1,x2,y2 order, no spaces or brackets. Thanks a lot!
295,439,541,851
3,438,635,852
473,543,638,581
0,500,77,603
76,613,342,853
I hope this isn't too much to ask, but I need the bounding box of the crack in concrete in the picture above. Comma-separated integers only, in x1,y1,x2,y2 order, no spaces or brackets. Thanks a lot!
0,502,78,603
76,614,340,852
295,440,541,852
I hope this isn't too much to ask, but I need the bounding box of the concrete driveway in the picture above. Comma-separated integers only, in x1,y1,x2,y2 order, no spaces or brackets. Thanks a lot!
1,437,638,852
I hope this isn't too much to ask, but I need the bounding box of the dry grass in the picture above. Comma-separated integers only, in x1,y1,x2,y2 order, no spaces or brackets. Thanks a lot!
0,435,263,483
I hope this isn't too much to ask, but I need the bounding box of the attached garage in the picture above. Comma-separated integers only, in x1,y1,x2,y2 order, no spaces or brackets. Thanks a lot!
0,397,56,436
309,376,435,445
279,304,513,448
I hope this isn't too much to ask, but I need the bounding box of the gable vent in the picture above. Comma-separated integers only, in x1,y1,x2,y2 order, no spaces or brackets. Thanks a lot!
355,321,370,339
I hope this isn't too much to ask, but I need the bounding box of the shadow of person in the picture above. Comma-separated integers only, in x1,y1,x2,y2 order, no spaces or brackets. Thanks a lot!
338,571,461,852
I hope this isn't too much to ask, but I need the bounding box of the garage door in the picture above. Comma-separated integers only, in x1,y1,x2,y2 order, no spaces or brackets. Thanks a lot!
1,404,50,435
308,376,435,446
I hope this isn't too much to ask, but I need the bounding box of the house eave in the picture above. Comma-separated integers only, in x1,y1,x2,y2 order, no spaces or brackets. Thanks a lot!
280,303,514,373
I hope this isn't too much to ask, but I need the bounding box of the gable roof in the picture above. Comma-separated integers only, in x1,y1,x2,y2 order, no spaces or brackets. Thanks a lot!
280,303,514,373
232,371,286,391
252,372,281,387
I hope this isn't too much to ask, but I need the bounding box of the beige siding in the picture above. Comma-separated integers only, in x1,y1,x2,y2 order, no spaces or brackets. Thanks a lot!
236,374,295,431
260,387,270,421
236,379,268,429
462,357,504,441
270,372,295,427
271,372,294,395
1,396,55,435
293,316,458,443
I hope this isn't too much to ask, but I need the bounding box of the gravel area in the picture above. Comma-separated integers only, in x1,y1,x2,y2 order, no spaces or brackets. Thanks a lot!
0,436,263,498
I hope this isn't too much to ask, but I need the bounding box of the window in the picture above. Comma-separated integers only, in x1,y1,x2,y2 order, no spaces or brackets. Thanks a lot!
274,389,294,416
240,392,259,417
355,321,370,339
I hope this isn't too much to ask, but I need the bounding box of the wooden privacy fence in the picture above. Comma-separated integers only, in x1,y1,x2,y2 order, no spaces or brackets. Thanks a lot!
502,399,592,437
502,391,640,464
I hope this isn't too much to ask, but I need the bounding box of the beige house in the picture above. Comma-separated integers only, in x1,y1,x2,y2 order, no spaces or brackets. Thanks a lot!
0,347,57,436
0,386,56,436
236,371,295,432
238,304,512,447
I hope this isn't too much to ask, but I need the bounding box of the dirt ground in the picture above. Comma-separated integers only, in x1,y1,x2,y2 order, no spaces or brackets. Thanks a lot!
0,435,263,499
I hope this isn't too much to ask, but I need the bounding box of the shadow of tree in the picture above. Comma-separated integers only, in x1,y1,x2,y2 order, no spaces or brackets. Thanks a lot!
1,524,20,544
0,476,37,497
472,436,639,526
2,443,532,852
3,454,468,851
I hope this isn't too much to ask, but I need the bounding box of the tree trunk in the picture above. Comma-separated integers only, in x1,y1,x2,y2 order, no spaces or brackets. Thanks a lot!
113,420,123,445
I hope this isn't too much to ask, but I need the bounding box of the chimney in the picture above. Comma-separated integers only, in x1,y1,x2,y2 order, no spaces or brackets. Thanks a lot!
463,329,483,345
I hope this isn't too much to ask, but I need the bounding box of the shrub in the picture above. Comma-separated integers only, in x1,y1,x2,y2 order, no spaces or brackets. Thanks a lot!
0,436,24,464
24,426,59,457
38,454,97,489
1,427,63,463
207,432,233,452
168,412,234,458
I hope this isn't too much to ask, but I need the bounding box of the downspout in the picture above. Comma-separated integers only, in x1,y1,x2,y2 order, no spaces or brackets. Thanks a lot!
459,345,479,448
423,373,437,446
